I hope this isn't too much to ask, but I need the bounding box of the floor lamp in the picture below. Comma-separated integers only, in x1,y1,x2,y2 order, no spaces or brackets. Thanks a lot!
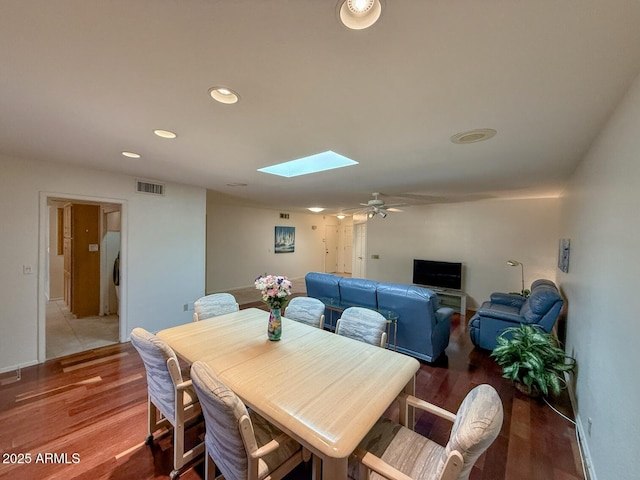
506,260,525,295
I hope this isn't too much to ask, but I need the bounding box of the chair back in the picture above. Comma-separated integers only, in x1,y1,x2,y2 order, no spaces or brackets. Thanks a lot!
440,384,503,479
194,293,239,321
336,306,387,347
285,296,325,328
190,361,251,480
130,327,181,421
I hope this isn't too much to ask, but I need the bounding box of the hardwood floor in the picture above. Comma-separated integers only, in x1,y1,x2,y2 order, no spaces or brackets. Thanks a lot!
0,309,584,480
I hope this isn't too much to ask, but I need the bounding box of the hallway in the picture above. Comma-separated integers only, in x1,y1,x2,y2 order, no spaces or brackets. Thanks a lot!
46,299,119,359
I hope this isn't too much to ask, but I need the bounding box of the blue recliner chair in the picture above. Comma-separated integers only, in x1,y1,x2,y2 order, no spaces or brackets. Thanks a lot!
469,279,564,351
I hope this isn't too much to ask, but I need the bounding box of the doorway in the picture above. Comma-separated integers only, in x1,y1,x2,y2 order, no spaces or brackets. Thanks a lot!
41,195,124,360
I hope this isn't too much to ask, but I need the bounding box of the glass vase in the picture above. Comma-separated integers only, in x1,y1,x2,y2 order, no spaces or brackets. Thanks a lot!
267,308,282,341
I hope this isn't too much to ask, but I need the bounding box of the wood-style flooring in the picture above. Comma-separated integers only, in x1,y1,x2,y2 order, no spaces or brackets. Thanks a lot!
0,306,584,480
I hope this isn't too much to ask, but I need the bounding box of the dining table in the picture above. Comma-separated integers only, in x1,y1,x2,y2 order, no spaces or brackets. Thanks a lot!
156,307,420,480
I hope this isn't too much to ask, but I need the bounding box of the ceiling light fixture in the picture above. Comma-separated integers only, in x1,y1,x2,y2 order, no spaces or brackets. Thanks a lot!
153,129,177,139
450,128,497,144
122,151,141,158
308,207,325,213
337,214,346,219
339,0,382,30
209,86,240,104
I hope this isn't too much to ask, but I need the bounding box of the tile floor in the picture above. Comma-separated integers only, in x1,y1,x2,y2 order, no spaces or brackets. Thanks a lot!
46,299,119,359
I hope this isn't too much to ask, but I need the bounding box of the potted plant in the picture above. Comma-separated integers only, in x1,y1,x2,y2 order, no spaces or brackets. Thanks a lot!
491,324,576,397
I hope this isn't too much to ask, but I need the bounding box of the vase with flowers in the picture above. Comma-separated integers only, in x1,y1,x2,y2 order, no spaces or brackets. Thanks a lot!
254,274,292,341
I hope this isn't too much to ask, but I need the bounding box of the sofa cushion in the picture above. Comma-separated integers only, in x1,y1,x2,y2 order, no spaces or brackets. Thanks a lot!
338,277,378,309
527,287,562,315
519,282,561,323
305,272,341,300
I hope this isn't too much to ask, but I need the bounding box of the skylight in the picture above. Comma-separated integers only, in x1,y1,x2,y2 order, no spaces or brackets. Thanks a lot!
258,151,358,178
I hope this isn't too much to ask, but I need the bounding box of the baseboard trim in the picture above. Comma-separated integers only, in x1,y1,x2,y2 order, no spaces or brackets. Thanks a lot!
575,414,597,480
566,374,596,480
0,359,37,377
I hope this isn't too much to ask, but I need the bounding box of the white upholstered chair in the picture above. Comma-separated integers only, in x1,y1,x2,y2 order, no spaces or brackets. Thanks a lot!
190,360,305,480
284,296,325,329
350,384,504,480
193,293,239,321
130,327,205,480
336,306,387,348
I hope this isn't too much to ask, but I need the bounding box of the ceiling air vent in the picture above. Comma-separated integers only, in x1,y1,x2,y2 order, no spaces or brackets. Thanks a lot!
136,179,165,196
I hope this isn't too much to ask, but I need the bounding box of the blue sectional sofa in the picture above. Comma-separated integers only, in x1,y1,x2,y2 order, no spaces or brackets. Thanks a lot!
468,279,564,351
304,272,453,362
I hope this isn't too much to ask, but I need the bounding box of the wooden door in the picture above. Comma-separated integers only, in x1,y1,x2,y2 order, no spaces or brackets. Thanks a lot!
71,204,101,317
63,204,72,306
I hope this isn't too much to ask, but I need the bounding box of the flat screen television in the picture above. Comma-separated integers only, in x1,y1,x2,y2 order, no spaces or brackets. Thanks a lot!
413,259,463,290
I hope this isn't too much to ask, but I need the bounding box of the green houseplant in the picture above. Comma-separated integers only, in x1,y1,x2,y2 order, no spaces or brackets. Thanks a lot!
491,324,576,397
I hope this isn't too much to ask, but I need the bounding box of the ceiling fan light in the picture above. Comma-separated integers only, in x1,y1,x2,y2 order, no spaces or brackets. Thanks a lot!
379,210,387,218
339,0,382,30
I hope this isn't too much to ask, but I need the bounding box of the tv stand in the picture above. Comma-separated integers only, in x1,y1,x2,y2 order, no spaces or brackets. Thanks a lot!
420,285,466,317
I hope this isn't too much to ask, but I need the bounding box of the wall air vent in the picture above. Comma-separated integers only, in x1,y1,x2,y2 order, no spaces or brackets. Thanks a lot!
135,179,165,196
280,213,290,219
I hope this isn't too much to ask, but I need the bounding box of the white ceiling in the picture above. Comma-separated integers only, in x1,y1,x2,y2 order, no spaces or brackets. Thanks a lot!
2,1,640,214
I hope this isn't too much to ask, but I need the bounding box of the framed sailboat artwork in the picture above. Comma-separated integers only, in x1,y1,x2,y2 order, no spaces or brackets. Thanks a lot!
274,226,295,253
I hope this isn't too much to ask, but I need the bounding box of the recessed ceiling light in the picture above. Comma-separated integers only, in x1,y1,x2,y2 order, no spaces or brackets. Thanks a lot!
153,129,177,139
308,208,325,213
122,151,141,158
209,86,240,104
450,128,497,144
258,150,359,178
339,0,382,30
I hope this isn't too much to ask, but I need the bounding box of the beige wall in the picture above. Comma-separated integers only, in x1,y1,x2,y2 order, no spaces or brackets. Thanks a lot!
0,154,206,372
559,70,640,480
205,191,337,292
364,197,561,308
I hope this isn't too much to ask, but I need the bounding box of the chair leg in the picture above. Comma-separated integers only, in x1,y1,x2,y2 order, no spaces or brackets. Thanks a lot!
205,453,216,480
174,416,185,471
147,397,158,444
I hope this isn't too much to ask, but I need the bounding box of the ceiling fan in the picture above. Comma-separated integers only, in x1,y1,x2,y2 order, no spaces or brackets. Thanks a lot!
346,192,408,218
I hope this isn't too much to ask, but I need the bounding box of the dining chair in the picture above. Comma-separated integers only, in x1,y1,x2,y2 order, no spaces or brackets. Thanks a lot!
130,327,205,480
284,296,325,329
193,293,239,321
190,360,306,480
336,306,387,348
350,384,503,480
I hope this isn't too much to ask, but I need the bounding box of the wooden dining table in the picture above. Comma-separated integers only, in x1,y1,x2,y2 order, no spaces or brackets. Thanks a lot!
157,307,420,480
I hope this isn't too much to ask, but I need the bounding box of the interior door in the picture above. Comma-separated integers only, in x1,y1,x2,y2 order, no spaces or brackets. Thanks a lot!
353,223,366,278
71,204,101,317
324,224,339,273
343,224,353,274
